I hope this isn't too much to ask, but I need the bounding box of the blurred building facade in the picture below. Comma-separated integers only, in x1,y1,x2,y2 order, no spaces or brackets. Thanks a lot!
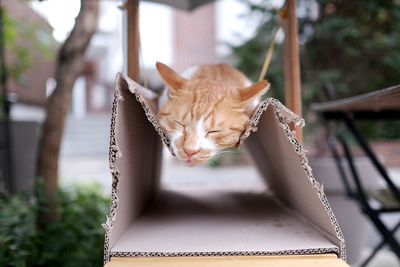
172,2,216,72
4,0,57,122
1,0,59,192
61,1,124,157
69,1,124,119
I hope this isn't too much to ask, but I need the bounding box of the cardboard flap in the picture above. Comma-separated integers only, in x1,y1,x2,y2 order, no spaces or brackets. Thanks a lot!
245,106,345,258
103,73,163,262
238,98,305,147
116,73,174,155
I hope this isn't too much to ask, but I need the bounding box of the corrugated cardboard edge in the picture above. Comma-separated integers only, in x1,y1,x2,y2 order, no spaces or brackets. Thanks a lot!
102,73,346,264
109,247,339,258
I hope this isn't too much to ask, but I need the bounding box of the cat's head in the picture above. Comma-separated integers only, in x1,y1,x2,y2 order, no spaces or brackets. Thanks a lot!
156,62,268,166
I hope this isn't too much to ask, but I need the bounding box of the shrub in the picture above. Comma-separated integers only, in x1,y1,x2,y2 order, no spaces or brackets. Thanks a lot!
0,183,109,267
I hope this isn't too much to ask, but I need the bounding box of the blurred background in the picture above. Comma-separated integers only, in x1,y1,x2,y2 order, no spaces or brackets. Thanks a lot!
0,0,399,266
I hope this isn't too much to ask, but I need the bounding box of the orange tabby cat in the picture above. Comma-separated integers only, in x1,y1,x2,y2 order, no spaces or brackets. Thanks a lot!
156,62,269,166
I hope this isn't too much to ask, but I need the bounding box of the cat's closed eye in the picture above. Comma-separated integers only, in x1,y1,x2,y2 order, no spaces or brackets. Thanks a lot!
174,120,185,128
206,130,220,137
156,62,269,166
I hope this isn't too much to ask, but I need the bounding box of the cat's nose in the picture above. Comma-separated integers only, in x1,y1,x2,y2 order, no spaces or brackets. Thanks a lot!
183,147,199,158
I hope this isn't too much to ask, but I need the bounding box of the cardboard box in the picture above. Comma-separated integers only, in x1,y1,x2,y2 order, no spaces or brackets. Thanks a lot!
102,73,346,264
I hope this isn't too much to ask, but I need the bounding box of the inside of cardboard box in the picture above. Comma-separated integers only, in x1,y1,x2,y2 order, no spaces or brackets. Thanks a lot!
106,74,343,258
110,186,338,254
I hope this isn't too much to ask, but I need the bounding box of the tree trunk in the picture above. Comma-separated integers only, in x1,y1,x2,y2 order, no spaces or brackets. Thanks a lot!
37,0,99,206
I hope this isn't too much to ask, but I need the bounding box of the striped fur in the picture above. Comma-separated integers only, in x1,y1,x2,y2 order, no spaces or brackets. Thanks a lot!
156,62,269,166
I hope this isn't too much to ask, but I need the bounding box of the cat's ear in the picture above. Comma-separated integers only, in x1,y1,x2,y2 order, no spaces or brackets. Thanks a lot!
156,62,187,92
235,80,270,103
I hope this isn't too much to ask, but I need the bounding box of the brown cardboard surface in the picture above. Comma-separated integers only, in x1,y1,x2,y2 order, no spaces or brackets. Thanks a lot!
103,74,345,263
106,75,163,250
245,107,344,251
105,254,349,267
110,188,337,255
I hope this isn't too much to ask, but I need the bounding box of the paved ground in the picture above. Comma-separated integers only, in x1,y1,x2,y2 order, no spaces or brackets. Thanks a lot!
59,152,400,267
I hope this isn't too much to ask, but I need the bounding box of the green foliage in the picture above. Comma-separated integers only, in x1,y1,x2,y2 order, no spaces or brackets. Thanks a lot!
231,7,285,102
207,147,243,167
0,183,109,267
298,0,400,99
0,191,37,266
232,0,400,139
2,9,55,85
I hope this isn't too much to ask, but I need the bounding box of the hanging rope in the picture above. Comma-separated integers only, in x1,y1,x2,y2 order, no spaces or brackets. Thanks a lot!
258,5,287,82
